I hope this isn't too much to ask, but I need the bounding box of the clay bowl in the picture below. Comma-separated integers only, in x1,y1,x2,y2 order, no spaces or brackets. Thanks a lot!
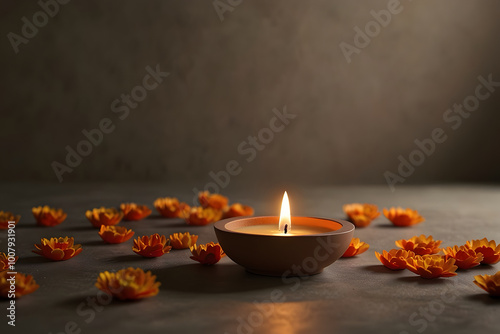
214,216,354,277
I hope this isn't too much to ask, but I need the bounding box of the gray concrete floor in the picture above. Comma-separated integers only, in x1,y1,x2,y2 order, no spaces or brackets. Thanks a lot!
0,183,499,334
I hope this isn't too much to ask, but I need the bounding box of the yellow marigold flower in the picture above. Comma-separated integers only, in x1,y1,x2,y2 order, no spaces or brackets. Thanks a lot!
222,203,255,219
133,234,171,257
33,237,83,261
99,226,135,244
443,245,483,269
85,207,123,228
95,267,160,300
395,235,442,255
190,242,225,265
0,252,18,271
0,211,20,230
186,207,223,226
383,207,425,227
375,249,415,270
343,203,380,228
473,271,500,297
198,191,229,210
169,232,198,249
32,206,67,227
154,197,190,218
406,255,457,279
466,238,500,264
342,238,370,257
0,271,39,298
120,203,152,221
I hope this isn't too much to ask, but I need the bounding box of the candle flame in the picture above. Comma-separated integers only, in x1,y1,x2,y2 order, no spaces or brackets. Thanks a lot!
279,191,291,234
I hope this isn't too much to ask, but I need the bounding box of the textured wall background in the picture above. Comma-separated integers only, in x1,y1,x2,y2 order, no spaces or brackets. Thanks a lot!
1,0,500,187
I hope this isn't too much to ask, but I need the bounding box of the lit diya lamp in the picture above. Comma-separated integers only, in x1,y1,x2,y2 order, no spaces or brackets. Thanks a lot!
214,192,354,276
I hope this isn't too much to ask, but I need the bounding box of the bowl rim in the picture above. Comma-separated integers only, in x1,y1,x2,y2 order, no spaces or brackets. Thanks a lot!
214,216,355,237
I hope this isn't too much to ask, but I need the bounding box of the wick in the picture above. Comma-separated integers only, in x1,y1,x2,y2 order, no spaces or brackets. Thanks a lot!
284,224,288,234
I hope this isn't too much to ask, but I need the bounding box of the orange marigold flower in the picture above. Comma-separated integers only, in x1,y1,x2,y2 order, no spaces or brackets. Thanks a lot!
375,249,415,270
406,255,457,279
395,235,442,255
343,203,380,228
0,271,39,298
198,191,229,210
85,207,123,228
186,207,223,226
169,232,199,249
0,211,20,230
95,267,160,300
443,245,483,270
154,197,190,218
33,237,83,261
383,207,425,227
190,242,225,265
133,234,171,257
473,272,500,297
466,238,500,265
223,203,255,219
99,226,135,244
1,252,18,270
120,203,152,221
32,206,67,227
342,238,370,257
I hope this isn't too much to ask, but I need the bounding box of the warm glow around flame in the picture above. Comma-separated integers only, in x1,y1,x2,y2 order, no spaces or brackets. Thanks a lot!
279,191,291,234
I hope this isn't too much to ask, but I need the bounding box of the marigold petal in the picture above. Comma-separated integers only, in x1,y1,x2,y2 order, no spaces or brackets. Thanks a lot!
32,206,67,227
32,236,82,261
95,267,160,300
132,234,171,257
190,242,225,265
343,203,380,228
375,249,413,270
0,211,20,229
120,203,152,221
198,191,229,210
85,207,123,228
99,225,135,244
154,197,190,218
395,235,441,255
0,252,18,270
342,238,370,257
169,232,199,249
383,207,424,227
466,239,500,264
0,271,39,298
406,255,457,279
186,207,223,226
222,203,255,219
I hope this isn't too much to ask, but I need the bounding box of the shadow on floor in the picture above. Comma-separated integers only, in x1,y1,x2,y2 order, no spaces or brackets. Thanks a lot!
17,255,53,264
361,265,402,274
54,291,148,310
375,223,400,228
81,240,108,246
106,254,147,263
396,276,447,285
464,293,500,305
14,223,43,229
160,222,195,228
156,263,288,294
463,264,494,271
130,217,195,228
61,225,95,232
